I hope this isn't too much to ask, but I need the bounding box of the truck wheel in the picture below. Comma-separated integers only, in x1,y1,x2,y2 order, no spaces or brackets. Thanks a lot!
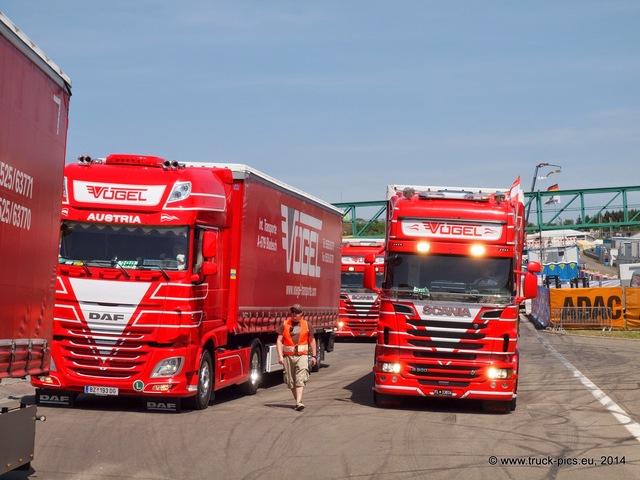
311,336,324,373
243,343,262,395
186,349,213,410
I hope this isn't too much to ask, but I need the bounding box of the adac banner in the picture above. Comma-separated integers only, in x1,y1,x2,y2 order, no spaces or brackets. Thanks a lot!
550,287,624,328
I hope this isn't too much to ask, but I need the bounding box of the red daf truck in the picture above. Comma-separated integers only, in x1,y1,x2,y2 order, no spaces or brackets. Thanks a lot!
363,180,540,413
31,155,342,411
337,238,384,338
0,11,72,472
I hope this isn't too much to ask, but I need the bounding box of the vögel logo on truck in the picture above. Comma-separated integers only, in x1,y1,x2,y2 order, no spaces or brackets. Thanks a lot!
402,220,503,241
87,186,148,202
281,205,322,277
73,180,166,206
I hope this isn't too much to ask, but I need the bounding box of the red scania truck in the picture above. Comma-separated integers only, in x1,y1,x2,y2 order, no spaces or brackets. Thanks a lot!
32,155,342,411
364,180,540,413
337,238,384,338
0,11,71,472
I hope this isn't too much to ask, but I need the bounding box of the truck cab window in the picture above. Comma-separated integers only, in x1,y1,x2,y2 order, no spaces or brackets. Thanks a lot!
59,221,190,271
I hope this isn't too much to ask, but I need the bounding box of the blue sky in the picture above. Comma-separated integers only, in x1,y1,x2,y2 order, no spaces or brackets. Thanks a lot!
3,1,639,205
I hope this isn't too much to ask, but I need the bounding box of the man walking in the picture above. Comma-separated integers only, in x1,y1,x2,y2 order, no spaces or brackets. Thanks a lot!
276,304,317,411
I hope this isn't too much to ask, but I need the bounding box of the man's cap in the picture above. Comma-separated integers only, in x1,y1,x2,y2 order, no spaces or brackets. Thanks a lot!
290,304,303,314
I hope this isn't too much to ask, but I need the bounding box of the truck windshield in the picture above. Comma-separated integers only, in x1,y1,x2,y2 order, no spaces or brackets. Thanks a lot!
342,271,383,292
382,253,514,304
59,221,190,271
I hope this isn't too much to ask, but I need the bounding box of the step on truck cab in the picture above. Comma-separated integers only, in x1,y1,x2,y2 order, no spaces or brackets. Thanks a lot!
32,155,342,411
364,180,540,413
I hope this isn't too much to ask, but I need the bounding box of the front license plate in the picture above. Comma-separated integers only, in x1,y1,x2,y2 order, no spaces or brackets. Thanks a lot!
85,385,119,396
433,389,453,396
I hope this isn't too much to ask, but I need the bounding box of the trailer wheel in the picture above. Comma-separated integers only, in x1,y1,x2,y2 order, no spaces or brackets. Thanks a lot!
186,349,213,410
311,336,324,373
243,342,262,395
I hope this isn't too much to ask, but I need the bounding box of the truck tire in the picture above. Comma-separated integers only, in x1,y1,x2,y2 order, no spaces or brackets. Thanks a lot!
186,349,213,410
243,342,262,395
311,336,324,373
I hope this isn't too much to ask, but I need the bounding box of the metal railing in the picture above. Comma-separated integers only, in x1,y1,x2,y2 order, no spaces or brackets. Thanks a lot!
551,307,613,331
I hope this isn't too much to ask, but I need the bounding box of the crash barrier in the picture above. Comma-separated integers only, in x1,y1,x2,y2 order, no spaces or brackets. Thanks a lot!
544,276,594,288
579,269,617,285
529,286,640,329
570,277,589,288
544,275,562,288
551,306,612,331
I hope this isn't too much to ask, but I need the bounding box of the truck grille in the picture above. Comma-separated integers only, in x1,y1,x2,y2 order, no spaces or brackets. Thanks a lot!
341,295,379,319
340,295,380,334
57,325,154,379
405,316,489,351
393,306,508,383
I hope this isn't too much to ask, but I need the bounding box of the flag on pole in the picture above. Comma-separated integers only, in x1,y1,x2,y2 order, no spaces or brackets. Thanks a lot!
544,196,560,206
547,184,559,191
507,176,523,204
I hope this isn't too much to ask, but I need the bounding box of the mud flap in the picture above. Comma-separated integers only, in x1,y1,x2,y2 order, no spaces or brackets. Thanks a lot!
35,389,76,407
324,331,336,353
144,398,181,413
483,400,511,414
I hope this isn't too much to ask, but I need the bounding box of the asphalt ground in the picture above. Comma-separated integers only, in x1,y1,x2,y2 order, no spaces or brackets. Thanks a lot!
2,321,640,480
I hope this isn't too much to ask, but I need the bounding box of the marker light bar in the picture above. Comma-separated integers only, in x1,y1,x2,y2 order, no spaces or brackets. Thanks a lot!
105,154,167,167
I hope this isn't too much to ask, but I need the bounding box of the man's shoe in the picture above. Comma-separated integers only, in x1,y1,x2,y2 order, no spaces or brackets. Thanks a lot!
295,403,305,411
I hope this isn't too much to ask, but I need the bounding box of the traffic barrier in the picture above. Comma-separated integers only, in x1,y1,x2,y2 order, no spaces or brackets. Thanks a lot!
551,306,612,331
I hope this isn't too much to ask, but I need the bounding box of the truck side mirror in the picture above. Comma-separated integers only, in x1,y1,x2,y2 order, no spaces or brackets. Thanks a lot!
203,230,218,259
521,261,541,299
526,261,541,274
201,262,218,276
363,253,380,293
523,272,538,299
199,230,219,278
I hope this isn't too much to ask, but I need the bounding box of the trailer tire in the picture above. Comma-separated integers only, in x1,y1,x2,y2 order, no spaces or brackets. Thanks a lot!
243,342,262,395
186,349,213,410
311,336,324,373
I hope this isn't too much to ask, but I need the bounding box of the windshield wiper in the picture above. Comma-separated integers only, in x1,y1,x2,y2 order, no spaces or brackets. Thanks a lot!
139,264,171,281
84,259,131,279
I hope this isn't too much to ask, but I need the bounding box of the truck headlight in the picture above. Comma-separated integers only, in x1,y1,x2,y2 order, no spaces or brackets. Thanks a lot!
487,367,512,379
151,357,184,378
379,362,401,373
